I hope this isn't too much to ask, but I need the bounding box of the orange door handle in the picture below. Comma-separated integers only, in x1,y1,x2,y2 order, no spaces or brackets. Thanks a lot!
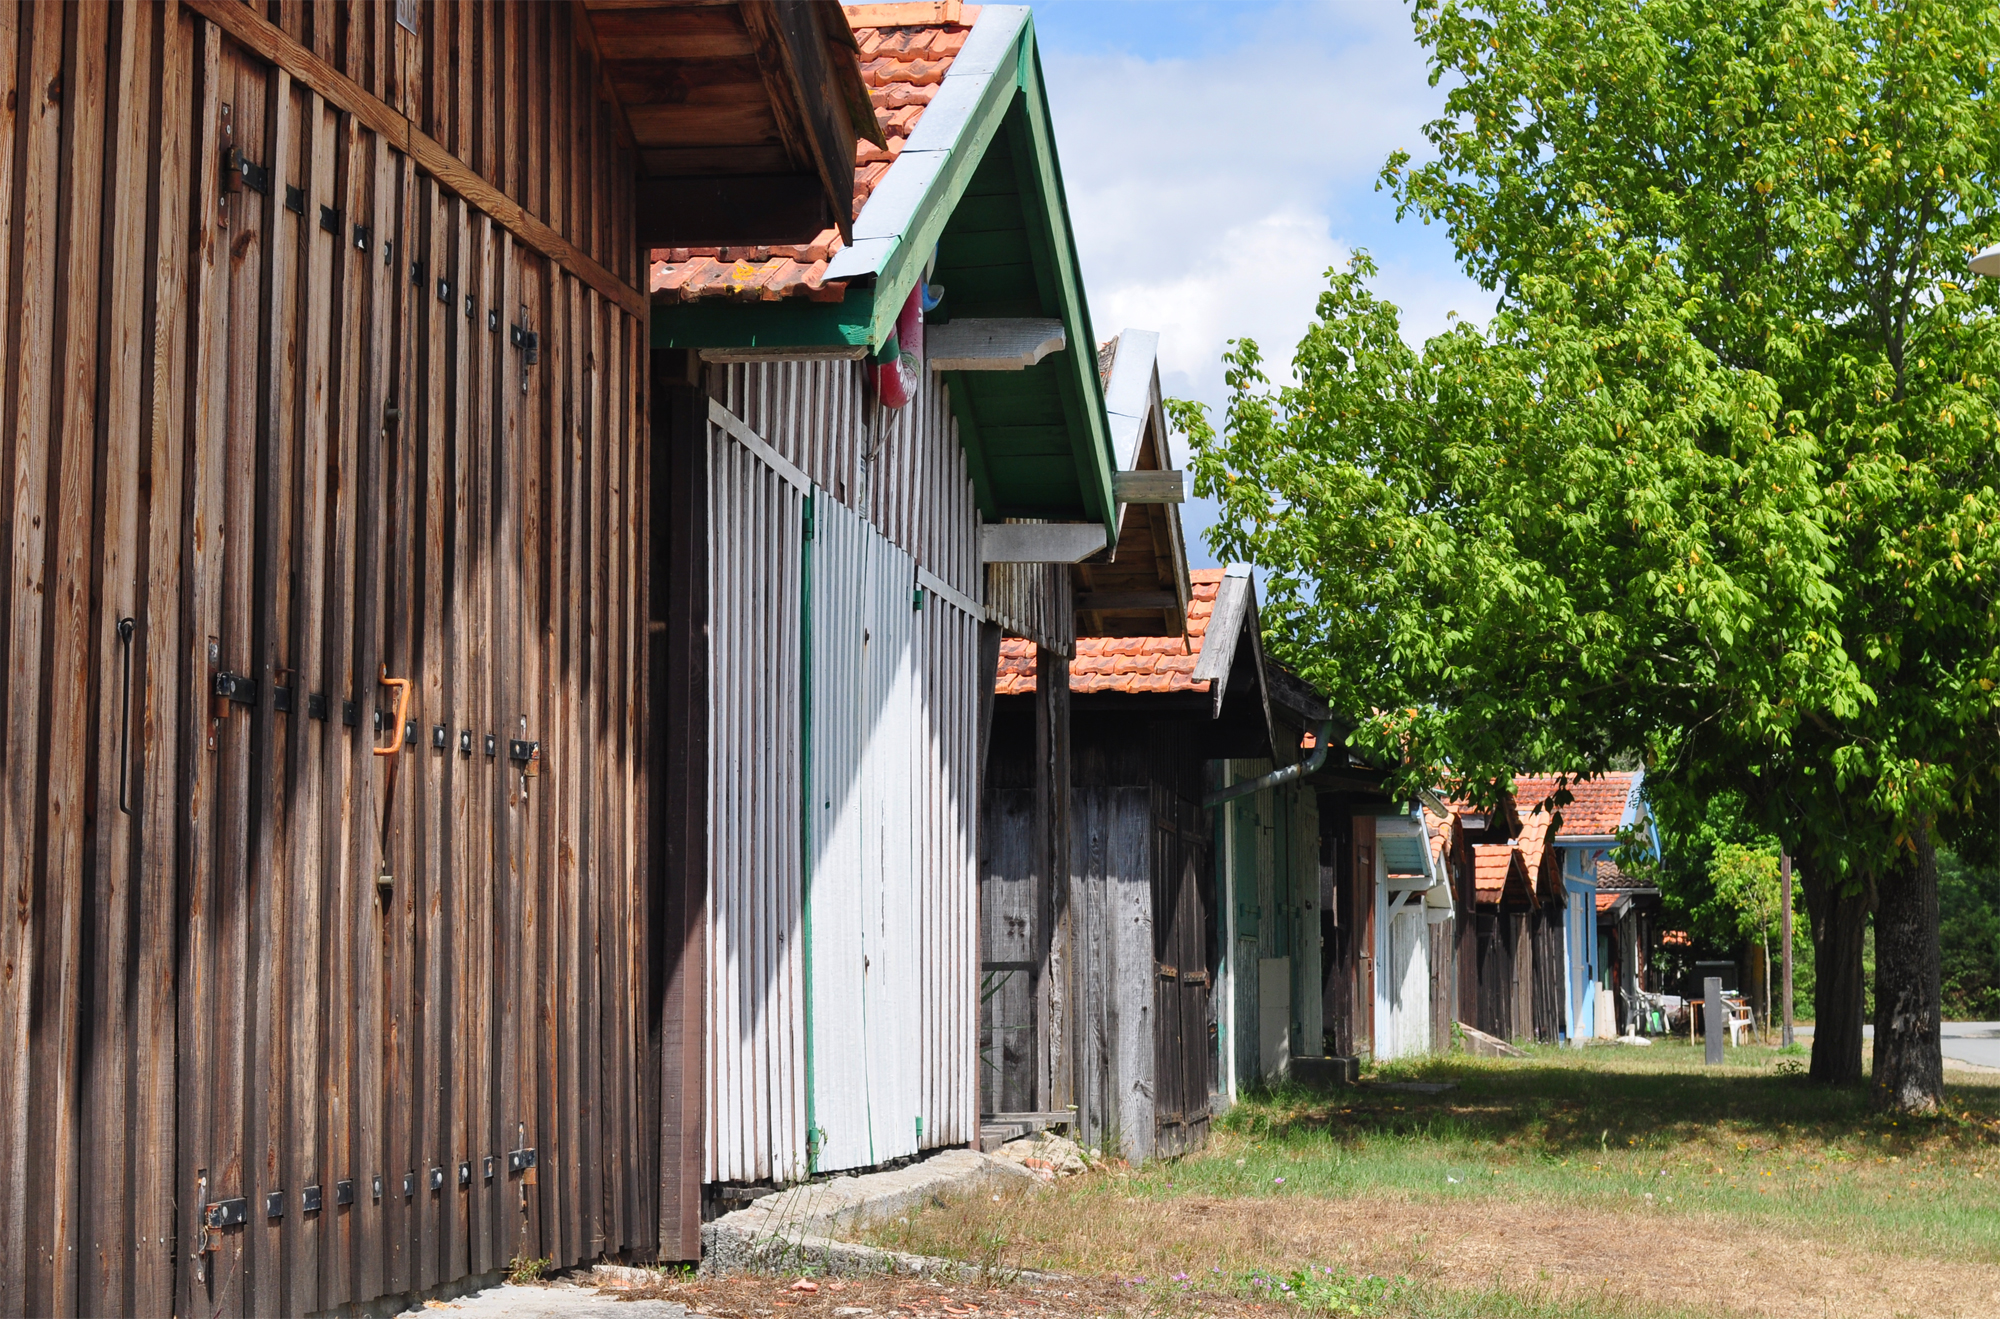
374,665,411,757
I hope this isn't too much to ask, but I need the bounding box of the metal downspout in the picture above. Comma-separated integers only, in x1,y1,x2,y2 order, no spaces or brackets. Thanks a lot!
1201,720,1337,808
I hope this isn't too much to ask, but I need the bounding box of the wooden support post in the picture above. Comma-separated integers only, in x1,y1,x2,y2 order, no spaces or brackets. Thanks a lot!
1703,976,1724,1065
1780,852,1795,1049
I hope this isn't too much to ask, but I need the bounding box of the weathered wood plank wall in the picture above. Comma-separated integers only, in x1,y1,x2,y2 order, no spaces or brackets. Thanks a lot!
0,3,654,1315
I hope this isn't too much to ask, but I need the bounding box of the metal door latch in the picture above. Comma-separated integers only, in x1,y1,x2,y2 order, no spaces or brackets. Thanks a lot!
214,671,256,705
223,146,268,195
203,1198,248,1229
507,1146,537,1174
509,740,540,771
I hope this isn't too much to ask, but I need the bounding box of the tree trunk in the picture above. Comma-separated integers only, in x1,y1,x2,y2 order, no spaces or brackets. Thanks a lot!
1800,860,1871,1086
1872,826,1944,1113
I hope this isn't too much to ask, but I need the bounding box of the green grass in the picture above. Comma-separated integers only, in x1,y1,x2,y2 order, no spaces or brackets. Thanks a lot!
1138,1039,2000,1262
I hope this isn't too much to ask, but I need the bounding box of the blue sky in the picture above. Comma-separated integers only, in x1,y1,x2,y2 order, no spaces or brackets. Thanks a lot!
1027,1,1493,566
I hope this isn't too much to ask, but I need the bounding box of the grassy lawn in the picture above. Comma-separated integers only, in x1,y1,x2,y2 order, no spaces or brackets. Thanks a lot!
863,1042,2000,1318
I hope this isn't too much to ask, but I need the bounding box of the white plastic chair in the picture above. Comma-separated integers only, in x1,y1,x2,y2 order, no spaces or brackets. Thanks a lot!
1724,997,1754,1046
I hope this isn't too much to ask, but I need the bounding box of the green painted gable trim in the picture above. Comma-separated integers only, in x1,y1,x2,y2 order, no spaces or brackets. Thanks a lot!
649,8,1115,535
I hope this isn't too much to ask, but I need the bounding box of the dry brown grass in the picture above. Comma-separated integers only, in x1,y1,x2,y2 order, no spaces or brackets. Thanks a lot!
860,1180,2000,1318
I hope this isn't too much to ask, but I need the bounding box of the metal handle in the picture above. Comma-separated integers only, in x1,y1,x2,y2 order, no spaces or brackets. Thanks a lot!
116,617,136,813
374,666,410,757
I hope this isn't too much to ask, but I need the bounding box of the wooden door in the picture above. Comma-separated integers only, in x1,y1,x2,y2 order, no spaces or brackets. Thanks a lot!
172,50,643,1312
1152,785,1210,1156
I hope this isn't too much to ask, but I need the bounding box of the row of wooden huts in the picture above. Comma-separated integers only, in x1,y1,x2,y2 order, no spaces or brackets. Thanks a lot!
0,0,1195,1312
0,1,1676,1313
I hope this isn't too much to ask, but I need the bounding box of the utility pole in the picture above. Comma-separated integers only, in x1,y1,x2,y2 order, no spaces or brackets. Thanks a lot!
1780,851,1795,1048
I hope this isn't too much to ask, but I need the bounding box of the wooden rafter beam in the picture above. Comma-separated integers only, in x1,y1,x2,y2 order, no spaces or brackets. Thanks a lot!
186,0,646,319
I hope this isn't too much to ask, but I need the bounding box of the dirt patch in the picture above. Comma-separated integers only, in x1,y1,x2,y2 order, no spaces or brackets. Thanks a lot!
1269,1193,2000,1317
1026,1193,2000,1319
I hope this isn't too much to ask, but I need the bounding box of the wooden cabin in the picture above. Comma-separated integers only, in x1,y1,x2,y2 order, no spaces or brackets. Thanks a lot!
1513,770,1655,1042
1595,861,1664,1034
645,0,1146,1230
0,0,918,1312
984,560,1327,1158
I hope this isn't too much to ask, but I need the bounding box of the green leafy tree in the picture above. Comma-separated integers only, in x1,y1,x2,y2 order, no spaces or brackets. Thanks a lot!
1181,0,2000,1110
1707,844,1785,1034
1938,848,2000,1018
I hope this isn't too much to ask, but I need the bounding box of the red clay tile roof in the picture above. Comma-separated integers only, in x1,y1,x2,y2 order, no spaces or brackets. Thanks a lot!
1473,844,1524,904
648,4,979,304
996,568,1220,695
1595,860,1655,892
1512,771,1641,839
1515,803,1556,881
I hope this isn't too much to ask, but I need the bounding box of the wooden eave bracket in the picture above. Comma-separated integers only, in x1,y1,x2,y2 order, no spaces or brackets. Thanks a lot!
926,318,1065,371
979,522,1107,563
1109,469,1184,504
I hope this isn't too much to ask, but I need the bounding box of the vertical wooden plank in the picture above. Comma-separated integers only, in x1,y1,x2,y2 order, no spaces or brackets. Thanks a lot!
496,226,530,1271
173,21,227,1319
245,60,302,1319
349,122,395,1310
414,169,449,1297
132,5,192,1314
0,4,24,1295
526,246,556,1267
380,141,416,1295
585,290,610,1257
282,82,341,1319
0,3,59,1308
314,97,367,1316
467,209,498,1279
443,190,472,1288
31,6,109,1314
82,4,158,1312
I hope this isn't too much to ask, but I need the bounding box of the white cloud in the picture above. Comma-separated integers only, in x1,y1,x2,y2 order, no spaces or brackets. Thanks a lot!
1038,4,1494,562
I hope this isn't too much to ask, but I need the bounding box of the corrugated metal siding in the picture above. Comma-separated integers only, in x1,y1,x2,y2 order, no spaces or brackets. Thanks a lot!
920,583,982,1153
706,364,982,1181
711,362,979,603
705,424,809,1184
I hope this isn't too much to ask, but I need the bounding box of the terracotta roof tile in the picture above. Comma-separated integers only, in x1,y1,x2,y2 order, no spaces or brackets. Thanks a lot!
649,6,981,304
1473,844,1523,904
1513,771,1641,838
996,569,1223,696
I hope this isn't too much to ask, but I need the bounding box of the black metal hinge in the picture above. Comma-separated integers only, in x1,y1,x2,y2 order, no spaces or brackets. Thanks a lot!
213,671,256,705
203,1198,247,1229
284,185,305,216
223,145,268,195
507,1146,537,1174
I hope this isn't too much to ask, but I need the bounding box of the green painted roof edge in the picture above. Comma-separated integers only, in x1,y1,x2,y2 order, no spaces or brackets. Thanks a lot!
649,8,1117,535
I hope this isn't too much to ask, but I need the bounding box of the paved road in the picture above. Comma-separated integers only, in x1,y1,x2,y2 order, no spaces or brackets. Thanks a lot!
1940,1021,2000,1070
1795,1021,2000,1071
396,1281,693,1318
